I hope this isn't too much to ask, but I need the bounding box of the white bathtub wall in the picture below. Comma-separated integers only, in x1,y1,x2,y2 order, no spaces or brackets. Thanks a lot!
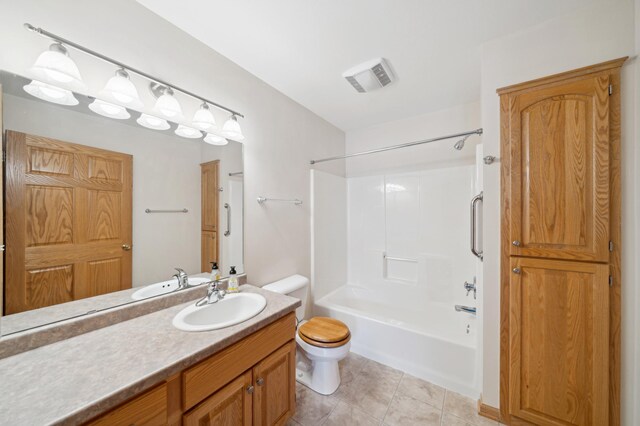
310,170,348,303
347,166,477,308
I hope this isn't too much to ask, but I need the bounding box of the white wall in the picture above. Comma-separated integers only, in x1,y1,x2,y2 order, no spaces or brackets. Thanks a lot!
479,3,638,426
345,101,480,177
3,93,204,286
0,0,345,286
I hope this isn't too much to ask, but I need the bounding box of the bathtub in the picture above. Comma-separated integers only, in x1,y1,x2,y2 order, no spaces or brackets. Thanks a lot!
314,284,478,398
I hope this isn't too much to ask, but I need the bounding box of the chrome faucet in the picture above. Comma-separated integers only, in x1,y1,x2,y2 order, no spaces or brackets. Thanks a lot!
464,277,476,299
455,305,476,315
196,280,226,306
173,268,189,289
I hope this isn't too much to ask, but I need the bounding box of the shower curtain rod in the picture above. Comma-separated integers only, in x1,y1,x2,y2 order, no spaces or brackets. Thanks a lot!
309,128,483,165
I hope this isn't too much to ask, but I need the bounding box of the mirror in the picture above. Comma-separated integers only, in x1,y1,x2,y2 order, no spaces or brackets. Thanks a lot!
0,70,244,335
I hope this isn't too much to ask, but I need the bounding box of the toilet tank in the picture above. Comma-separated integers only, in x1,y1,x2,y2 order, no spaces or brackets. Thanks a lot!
262,275,309,320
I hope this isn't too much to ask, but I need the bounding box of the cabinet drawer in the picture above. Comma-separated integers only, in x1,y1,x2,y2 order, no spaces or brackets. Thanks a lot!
87,383,167,426
182,312,296,410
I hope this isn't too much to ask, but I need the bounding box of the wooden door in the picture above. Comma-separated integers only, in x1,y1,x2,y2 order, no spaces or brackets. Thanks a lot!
201,160,219,272
183,371,252,426
509,258,609,426
5,131,132,314
508,74,610,262
88,384,167,426
253,341,296,426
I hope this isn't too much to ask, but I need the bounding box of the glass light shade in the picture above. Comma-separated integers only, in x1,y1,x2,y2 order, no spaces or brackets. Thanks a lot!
153,89,183,120
192,104,217,131
204,133,228,146
23,80,79,105
98,69,143,109
88,99,130,120
28,43,87,92
137,113,170,130
175,124,202,139
222,115,245,141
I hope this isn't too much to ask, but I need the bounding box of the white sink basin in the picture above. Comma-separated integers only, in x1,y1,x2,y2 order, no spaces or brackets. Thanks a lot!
131,277,210,300
172,292,267,332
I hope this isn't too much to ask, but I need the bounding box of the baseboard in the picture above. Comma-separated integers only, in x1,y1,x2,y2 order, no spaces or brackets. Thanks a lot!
477,398,501,422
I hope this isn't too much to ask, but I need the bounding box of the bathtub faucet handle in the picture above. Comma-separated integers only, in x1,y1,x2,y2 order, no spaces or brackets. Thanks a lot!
463,277,476,299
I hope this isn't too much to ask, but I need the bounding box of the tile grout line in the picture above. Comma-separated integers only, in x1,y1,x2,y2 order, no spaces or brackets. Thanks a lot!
379,371,404,425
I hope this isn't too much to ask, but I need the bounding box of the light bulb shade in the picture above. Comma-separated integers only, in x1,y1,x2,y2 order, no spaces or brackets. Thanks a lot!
204,133,228,146
88,99,130,120
28,43,87,93
175,124,202,139
137,113,170,130
23,80,79,105
98,69,143,109
222,115,245,141
153,89,183,120
192,104,217,130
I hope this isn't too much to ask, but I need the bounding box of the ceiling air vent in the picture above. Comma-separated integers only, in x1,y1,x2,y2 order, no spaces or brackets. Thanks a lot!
343,58,395,93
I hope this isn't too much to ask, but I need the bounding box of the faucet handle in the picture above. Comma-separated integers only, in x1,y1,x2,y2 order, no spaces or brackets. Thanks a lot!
174,267,186,276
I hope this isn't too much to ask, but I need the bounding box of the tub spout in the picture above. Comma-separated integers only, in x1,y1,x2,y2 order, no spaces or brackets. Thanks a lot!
455,305,476,315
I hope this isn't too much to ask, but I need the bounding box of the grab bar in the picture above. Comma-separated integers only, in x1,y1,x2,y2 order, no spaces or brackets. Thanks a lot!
145,208,188,213
224,203,231,236
470,191,483,261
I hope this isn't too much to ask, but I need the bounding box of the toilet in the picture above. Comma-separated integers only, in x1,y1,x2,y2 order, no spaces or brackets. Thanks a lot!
262,275,350,395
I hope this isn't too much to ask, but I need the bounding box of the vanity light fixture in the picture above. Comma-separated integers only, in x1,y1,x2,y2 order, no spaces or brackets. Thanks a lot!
222,115,245,141
23,80,79,105
204,133,228,146
98,68,143,109
137,113,170,130
192,103,217,131
175,124,202,139
88,99,131,120
153,87,184,120
27,42,87,92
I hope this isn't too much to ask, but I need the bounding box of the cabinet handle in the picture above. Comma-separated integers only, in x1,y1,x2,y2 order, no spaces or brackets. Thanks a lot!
512,240,521,247
512,268,521,274
256,378,264,386
246,385,254,394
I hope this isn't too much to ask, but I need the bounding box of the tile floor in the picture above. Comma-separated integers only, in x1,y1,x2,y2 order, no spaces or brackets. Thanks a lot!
287,352,502,426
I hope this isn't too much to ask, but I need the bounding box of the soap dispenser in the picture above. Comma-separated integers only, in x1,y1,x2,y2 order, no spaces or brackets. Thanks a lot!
227,266,239,293
210,262,221,281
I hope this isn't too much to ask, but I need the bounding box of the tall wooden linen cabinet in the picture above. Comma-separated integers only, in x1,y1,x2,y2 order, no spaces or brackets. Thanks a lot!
499,58,626,426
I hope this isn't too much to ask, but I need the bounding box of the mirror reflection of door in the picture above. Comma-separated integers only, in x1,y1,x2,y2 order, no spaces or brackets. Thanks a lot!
200,160,219,272
4,131,133,314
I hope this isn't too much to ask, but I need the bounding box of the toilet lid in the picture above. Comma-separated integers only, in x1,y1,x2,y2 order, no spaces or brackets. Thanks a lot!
298,317,350,345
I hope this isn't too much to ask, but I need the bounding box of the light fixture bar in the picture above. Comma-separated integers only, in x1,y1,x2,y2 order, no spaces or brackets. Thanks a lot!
24,23,245,118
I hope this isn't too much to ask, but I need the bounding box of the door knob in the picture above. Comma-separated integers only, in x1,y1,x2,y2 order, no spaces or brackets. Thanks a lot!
246,385,254,394
512,268,521,274
512,240,521,247
256,378,264,386
122,244,132,251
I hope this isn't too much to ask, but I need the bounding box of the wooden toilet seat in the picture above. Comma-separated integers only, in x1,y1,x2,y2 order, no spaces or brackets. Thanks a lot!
298,317,351,348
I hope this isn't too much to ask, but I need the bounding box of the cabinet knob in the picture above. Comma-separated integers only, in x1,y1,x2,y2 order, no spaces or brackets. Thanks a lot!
256,378,264,386
122,244,132,251
512,268,521,274
246,385,254,394
512,240,521,247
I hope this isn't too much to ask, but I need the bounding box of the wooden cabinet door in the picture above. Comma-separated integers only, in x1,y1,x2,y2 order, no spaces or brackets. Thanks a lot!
507,74,610,262
88,384,167,426
253,341,296,426
201,231,218,273
509,257,609,426
201,160,219,233
5,131,132,314
183,371,252,426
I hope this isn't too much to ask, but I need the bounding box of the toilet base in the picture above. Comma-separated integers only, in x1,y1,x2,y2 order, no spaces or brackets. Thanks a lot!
295,352,342,395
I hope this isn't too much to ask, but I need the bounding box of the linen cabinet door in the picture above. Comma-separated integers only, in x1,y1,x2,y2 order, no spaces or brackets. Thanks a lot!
183,371,253,426
253,341,296,426
509,257,609,426
507,74,611,262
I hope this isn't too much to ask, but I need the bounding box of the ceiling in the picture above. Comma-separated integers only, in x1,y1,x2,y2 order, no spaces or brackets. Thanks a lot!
137,0,604,131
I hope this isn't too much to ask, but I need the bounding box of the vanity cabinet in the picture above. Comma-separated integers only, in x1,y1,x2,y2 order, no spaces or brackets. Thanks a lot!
85,312,296,426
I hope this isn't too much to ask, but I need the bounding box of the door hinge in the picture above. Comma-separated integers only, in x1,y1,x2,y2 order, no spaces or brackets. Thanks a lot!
609,241,614,252
609,84,613,95
609,275,613,287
